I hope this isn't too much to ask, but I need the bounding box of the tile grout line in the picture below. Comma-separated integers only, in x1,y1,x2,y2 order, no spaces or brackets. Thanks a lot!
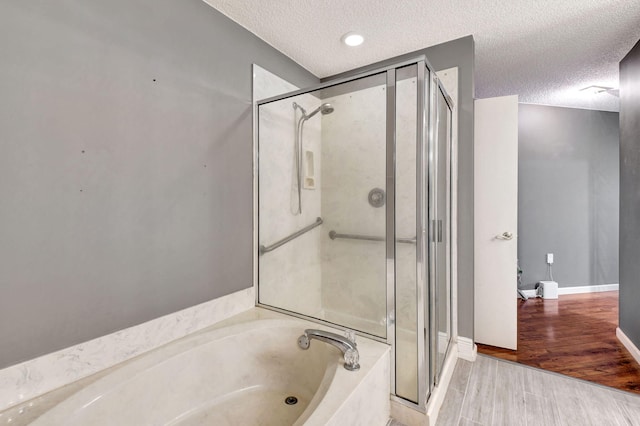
456,360,473,426
521,363,527,426
612,393,620,426
613,395,623,426
490,358,497,426
613,398,630,426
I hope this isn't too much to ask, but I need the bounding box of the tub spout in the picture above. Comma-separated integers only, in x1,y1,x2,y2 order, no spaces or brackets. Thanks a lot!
298,329,360,371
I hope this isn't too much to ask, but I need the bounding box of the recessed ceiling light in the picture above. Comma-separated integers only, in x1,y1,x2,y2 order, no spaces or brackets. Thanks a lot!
579,85,614,94
342,32,364,47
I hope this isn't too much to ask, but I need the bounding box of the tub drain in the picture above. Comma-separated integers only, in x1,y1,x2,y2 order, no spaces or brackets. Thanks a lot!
284,396,298,405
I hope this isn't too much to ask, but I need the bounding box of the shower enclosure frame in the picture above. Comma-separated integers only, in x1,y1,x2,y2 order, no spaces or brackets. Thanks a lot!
254,56,455,412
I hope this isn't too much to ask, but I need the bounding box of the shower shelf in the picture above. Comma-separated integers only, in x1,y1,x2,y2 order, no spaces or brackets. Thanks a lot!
259,217,323,255
328,230,416,245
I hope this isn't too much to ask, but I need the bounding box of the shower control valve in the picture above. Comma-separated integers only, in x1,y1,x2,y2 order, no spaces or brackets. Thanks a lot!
368,188,386,208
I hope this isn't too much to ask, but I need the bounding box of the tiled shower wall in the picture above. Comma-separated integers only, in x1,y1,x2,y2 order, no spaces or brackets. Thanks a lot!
319,84,387,334
320,77,418,337
256,66,323,316
257,68,420,341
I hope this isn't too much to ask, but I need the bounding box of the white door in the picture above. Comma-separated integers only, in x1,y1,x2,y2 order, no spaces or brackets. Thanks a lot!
474,95,518,350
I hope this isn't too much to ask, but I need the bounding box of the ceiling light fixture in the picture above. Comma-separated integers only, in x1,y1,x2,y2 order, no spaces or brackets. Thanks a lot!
342,32,364,47
579,85,614,94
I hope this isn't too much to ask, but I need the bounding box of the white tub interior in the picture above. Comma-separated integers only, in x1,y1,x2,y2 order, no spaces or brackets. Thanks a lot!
27,308,390,426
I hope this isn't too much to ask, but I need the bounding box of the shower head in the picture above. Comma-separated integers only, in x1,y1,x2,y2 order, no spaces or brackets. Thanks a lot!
320,103,334,115
304,103,334,120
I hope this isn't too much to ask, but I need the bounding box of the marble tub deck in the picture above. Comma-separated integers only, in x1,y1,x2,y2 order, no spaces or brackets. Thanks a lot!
1,308,391,426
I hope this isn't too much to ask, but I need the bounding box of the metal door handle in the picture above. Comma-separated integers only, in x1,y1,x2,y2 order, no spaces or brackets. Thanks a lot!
496,231,514,240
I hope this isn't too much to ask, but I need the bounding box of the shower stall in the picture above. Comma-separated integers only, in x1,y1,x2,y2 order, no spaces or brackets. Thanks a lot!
255,57,454,409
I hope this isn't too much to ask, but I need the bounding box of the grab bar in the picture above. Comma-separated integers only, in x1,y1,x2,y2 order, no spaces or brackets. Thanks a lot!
260,217,323,255
329,230,416,244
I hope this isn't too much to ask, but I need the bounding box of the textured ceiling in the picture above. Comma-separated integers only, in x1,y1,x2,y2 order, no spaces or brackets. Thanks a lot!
203,0,640,112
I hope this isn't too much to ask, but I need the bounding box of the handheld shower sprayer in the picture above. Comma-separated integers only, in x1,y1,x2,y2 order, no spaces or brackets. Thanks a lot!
305,103,335,119
294,102,334,120
292,102,335,214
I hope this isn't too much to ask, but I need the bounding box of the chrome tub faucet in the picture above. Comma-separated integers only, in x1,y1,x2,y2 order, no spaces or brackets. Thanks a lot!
298,329,360,371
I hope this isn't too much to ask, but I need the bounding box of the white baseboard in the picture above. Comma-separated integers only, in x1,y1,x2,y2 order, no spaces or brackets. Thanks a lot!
522,283,618,298
616,328,640,367
457,336,477,362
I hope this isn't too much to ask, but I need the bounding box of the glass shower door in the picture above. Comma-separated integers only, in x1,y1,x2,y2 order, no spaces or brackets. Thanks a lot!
257,72,389,339
395,63,420,403
434,81,453,382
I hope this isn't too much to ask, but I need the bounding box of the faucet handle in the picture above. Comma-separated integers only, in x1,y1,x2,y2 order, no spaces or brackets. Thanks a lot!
344,348,360,371
345,329,357,346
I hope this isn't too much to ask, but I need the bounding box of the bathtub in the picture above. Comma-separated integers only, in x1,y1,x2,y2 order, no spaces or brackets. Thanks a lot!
30,309,390,425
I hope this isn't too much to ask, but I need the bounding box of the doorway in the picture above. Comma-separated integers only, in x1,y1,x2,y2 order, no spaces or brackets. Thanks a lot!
475,102,633,393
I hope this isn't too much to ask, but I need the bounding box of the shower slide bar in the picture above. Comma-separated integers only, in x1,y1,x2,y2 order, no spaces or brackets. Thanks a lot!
328,230,416,245
259,217,323,255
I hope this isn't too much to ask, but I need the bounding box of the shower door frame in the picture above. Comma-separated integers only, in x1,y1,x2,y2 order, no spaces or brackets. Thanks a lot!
254,57,455,412
429,71,456,390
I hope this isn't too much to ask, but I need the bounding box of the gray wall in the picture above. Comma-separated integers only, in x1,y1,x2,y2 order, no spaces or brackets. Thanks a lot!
0,0,318,368
324,36,476,339
518,104,619,289
619,38,640,347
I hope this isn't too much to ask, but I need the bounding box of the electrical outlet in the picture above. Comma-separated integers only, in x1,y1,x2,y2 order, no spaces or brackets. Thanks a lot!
546,253,554,265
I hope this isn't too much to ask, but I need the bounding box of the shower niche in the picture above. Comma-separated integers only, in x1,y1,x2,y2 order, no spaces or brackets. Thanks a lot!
255,59,454,409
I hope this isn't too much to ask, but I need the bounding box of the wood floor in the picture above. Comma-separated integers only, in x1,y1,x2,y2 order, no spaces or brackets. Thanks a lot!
477,291,640,395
